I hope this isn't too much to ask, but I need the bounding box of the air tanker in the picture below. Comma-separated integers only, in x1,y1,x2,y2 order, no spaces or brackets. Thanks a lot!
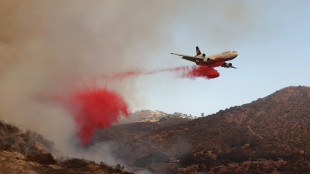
171,46,238,68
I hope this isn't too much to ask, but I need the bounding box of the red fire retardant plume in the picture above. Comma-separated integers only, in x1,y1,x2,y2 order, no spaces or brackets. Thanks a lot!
69,87,130,145
182,66,220,79
101,65,220,80
67,65,218,145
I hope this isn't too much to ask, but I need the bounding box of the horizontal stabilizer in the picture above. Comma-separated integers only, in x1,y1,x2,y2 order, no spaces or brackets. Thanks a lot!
171,53,187,57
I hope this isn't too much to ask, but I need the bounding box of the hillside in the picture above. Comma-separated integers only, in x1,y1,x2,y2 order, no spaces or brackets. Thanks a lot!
94,86,310,173
2,86,309,173
134,86,310,156
0,121,132,174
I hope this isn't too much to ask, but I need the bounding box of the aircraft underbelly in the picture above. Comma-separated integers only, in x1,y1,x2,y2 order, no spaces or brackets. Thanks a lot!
183,56,234,67
197,61,224,67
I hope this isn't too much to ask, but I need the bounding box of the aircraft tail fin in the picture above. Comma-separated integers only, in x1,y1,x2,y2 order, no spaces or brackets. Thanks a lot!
196,46,201,56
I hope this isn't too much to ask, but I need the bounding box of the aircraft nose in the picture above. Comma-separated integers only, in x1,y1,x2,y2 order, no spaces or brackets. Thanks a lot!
233,51,238,57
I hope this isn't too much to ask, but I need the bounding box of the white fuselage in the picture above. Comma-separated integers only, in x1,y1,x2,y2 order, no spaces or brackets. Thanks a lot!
201,50,238,60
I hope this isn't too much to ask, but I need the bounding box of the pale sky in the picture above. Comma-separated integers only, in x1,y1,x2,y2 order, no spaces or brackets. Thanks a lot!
131,1,310,116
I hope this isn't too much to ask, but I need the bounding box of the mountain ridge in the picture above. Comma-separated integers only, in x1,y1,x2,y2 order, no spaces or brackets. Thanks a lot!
94,85,310,173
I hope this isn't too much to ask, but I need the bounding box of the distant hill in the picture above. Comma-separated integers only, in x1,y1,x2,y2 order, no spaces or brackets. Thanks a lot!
118,110,196,124
118,110,168,124
94,86,310,173
93,112,193,144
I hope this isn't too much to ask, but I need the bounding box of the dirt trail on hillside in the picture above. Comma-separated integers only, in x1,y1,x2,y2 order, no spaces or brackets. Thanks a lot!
247,119,264,139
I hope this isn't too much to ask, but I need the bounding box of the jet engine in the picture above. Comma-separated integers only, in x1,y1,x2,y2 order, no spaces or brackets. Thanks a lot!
221,63,233,68
203,58,211,62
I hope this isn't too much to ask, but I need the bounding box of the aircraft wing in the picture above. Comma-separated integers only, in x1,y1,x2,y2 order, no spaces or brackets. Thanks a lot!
170,53,203,62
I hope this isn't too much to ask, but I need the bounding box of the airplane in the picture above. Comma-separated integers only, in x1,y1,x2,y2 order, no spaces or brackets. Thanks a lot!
171,46,238,68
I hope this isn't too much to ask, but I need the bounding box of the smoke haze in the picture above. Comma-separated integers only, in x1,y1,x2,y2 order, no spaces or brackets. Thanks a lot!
0,0,260,166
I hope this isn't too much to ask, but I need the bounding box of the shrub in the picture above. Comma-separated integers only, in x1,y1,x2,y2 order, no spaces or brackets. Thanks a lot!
217,149,249,163
26,153,56,165
61,158,90,169
180,152,215,170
